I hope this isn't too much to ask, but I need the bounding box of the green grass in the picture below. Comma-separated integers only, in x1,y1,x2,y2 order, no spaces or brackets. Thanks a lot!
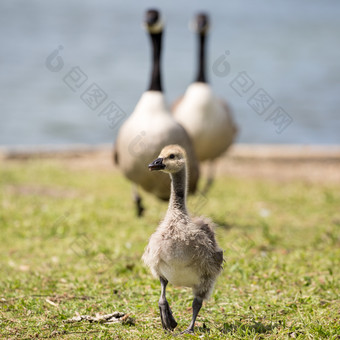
0,159,339,339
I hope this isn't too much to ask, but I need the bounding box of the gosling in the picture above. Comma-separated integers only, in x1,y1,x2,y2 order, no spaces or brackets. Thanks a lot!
142,145,223,333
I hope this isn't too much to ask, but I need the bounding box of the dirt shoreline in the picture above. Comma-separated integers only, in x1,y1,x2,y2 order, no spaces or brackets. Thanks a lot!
1,144,339,183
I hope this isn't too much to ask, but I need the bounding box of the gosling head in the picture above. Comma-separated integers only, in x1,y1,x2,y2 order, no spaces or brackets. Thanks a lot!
144,9,164,34
191,12,210,35
149,145,187,174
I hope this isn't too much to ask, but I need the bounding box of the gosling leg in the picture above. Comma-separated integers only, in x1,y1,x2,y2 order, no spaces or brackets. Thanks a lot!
132,186,144,217
182,296,203,334
159,277,177,331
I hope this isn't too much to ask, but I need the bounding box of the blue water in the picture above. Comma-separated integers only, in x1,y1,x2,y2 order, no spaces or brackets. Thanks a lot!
1,0,340,146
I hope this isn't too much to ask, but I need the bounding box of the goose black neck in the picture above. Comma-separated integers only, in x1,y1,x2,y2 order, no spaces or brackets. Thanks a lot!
148,32,163,92
167,168,188,215
195,33,207,83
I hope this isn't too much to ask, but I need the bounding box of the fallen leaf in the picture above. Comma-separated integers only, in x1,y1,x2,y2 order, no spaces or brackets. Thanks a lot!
46,298,58,307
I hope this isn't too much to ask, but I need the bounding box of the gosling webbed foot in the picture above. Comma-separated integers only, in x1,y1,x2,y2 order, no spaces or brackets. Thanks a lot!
180,328,194,334
159,299,178,331
180,296,203,334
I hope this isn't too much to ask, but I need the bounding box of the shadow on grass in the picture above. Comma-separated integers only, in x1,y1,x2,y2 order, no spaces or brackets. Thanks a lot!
221,320,280,336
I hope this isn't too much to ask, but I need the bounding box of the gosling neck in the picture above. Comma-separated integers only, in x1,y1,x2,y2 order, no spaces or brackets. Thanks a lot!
195,33,207,83
166,167,188,216
148,32,163,91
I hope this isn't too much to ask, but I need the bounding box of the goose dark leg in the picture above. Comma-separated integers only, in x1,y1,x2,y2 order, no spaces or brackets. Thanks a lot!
201,162,215,195
182,296,203,334
132,186,144,217
159,277,177,331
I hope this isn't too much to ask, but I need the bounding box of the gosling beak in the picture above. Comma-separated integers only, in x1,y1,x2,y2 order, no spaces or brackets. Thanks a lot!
148,157,165,171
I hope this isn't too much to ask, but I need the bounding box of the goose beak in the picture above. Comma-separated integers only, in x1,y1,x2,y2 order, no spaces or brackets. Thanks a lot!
148,157,165,171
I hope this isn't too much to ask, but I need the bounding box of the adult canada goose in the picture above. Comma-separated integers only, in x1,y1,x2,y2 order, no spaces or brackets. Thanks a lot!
143,145,223,333
114,9,199,216
173,13,237,193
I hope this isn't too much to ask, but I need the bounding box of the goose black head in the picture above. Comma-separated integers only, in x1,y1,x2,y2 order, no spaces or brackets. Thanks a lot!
144,9,164,34
192,13,210,35
149,145,187,173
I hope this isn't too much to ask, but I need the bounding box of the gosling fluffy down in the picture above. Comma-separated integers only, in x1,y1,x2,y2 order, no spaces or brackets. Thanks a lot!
143,145,223,333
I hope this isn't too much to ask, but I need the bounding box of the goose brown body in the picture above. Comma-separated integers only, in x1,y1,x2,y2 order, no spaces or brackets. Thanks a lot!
114,93,199,200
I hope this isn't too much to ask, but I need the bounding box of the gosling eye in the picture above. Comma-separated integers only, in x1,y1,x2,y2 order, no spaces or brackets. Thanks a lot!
169,154,175,159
